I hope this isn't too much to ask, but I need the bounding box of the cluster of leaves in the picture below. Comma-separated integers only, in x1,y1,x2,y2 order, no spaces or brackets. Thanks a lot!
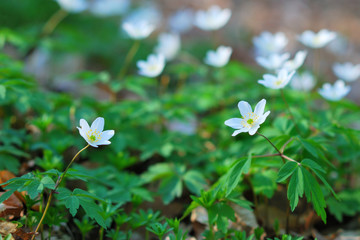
0,0,360,239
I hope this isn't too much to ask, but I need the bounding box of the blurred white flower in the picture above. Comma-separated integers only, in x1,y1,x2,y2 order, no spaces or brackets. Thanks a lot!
56,0,88,13
125,5,162,28
283,50,307,71
298,29,336,48
89,0,130,17
137,54,165,77
204,46,232,67
225,99,270,136
155,33,181,61
258,69,295,89
318,80,351,101
77,117,115,148
253,31,288,56
194,5,231,31
168,9,194,34
332,62,360,82
290,71,316,92
256,53,290,70
122,20,155,40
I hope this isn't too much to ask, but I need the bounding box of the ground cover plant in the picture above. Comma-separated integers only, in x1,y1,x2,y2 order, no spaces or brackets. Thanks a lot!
0,0,360,239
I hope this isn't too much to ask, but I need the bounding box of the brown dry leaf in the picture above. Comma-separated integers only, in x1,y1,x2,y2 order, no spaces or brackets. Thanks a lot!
0,192,24,219
0,221,18,236
13,228,36,240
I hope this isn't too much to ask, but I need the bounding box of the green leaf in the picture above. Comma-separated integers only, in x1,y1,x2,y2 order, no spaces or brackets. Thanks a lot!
0,154,20,174
0,85,6,99
251,170,277,198
287,167,304,211
0,189,16,203
298,137,318,158
183,170,207,195
224,157,249,196
277,161,298,182
301,159,337,199
159,175,183,204
301,168,327,223
40,176,55,190
66,196,80,216
301,159,325,173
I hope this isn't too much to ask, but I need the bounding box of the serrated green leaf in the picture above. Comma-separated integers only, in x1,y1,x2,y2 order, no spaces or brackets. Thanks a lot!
287,167,304,211
277,161,298,182
66,196,80,217
301,168,327,223
301,159,338,199
40,176,55,189
301,159,325,173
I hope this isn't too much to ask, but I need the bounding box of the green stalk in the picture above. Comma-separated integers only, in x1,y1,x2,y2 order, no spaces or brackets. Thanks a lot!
31,145,90,240
117,40,141,80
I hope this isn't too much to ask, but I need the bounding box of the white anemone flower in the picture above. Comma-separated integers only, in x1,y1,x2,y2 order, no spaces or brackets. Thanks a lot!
204,46,232,67
168,9,194,34
77,117,115,148
283,51,307,71
194,5,231,31
298,29,336,48
332,62,360,82
125,5,162,28
256,53,290,70
137,54,165,78
122,20,155,40
56,0,88,13
225,99,270,136
258,69,295,89
318,80,351,101
89,0,130,17
253,31,288,56
290,71,316,92
155,33,181,61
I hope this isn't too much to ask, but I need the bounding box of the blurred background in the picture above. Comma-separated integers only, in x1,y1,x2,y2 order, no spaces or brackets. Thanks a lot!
1,0,360,101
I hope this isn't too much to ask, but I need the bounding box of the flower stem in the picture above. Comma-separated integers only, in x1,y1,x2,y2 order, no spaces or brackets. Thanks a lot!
24,9,68,58
41,9,68,37
117,40,141,80
31,144,90,240
256,132,282,155
280,89,301,135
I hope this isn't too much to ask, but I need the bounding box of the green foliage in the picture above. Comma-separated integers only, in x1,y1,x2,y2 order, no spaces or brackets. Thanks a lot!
56,188,107,228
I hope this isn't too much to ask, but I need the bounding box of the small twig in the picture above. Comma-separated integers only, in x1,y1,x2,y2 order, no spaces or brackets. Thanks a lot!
280,137,294,153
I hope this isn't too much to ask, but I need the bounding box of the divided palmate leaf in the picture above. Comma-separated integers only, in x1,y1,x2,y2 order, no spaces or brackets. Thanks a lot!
287,167,304,211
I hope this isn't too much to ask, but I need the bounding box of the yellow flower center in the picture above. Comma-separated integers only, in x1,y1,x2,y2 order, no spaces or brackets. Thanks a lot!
241,112,259,128
86,129,101,143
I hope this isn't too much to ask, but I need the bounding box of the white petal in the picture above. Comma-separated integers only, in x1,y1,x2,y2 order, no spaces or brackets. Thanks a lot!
238,101,252,117
79,119,90,132
257,111,270,124
248,125,260,135
254,99,266,116
96,140,111,146
232,128,249,136
101,130,115,141
91,117,104,132
224,118,243,129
